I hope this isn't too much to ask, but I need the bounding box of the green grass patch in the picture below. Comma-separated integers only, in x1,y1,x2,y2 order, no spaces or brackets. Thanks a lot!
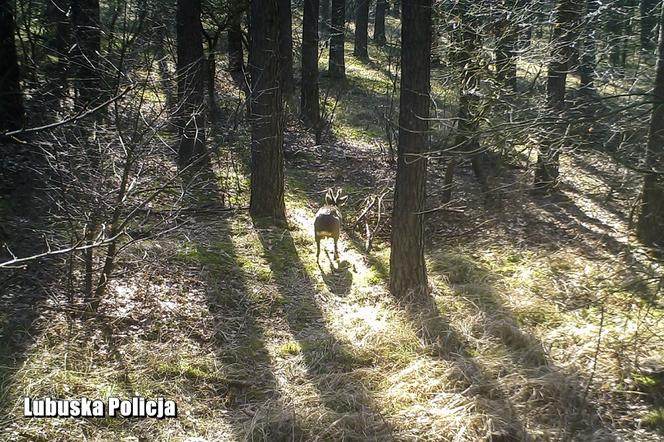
429,249,491,285
155,357,225,384
276,340,302,356
644,408,664,434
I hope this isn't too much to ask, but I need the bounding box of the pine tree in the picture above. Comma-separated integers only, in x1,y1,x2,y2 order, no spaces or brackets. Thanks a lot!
0,0,24,132
249,0,287,222
329,0,346,78
390,0,432,301
637,1,664,247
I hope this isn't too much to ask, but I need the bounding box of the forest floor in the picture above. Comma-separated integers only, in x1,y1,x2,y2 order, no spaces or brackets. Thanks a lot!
2,23,664,442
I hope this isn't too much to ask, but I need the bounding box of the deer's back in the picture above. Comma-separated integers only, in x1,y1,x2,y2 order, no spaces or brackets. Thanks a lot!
314,206,342,238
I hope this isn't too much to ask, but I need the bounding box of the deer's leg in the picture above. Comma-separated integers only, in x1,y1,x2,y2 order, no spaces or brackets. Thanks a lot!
316,237,321,261
333,237,339,260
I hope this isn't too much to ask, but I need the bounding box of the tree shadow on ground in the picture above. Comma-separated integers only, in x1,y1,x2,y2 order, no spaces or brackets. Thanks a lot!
338,209,616,439
569,153,640,219
0,190,56,429
196,226,306,441
527,184,660,306
431,252,615,438
400,300,530,440
340,231,528,440
0,268,51,429
531,189,623,252
457,284,614,438
252,216,394,440
187,201,304,440
318,73,395,142
426,256,612,440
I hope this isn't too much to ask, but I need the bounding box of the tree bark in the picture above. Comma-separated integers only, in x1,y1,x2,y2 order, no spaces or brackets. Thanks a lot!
154,26,175,110
637,1,664,247
641,0,659,51
495,3,517,91
302,0,321,131
374,0,386,45
390,0,400,17
71,0,101,110
0,0,24,131
45,0,69,60
534,0,581,191
176,0,207,168
228,0,246,85
279,0,294,95
390,0,431,301
606,3,626,68
205,33,221,122
580,0,599,91
321,0,331,39
44,0,69,110
441,158,456,204
328,0,346,78
431,10,441,67
452,2,490,194
249,0,286,222
354,0,370,58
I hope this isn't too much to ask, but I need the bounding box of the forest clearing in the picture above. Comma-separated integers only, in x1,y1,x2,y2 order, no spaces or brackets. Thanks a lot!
1,0,663,440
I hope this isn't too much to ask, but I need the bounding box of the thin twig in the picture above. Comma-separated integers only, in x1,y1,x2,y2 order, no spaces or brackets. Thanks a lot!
1,86,135,139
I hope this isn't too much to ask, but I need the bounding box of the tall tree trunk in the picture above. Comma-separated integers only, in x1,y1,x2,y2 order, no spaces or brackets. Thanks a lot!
580,0,599,91
302,0,321,132
45,0,69,60
517,0,532,50
354,0,370,58
495,3,517,91
453,2,489,194
228,0,246,85
606,3,626,68
71,0,101,110
328,0,346,78
205,33,221,122
641,0,659,51
431,10,441,67
390,0,431,301
390,0,400,17
637,1,664,247
155,25,175,110
176,0,207,168
0,0,24,131
44,0,69,111
321,0,331,40
374,0,386,45
249,0,286,222
534,0,580,191
279,0,294,95
71,0,102,308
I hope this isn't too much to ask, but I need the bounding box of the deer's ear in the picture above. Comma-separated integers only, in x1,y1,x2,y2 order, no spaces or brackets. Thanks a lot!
337,195,348,206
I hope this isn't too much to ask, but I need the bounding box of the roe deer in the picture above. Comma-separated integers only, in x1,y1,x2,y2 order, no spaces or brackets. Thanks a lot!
314,188,348,262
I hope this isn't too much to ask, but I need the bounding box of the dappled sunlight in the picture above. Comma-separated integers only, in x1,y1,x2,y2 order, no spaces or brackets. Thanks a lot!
266,199,538,439
379,358,493,439
337,304,389,335
559,156,630,241
287,204,383,288
425,244,647,437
